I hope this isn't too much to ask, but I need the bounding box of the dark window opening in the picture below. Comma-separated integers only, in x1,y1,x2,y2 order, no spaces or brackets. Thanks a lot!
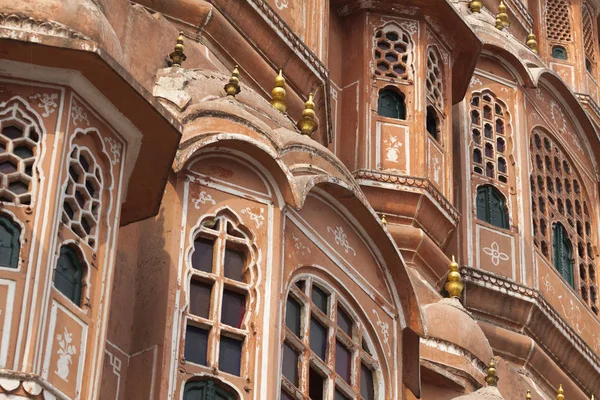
426,106,440,141
53,245,84,306
377,89,406,120
552,46,568,60
0,215,20,269
476,185,509,229
553,223,574,287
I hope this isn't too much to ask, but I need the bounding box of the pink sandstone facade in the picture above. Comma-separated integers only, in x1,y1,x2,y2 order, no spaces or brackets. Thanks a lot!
0,0,599,399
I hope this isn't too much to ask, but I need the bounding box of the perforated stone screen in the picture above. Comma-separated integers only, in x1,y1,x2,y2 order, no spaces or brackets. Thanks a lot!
373,28,411,80
426,48,443,109
545,0,573,43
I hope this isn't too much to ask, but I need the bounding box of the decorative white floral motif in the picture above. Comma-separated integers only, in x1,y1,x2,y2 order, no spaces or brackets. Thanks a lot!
383,136,403,163
535,88,546,103
241,207,265,228
29,93,58,117
55,327,77,382
291,232,311,255
594,333,600,353
542,274,555,296
432,157,441,183
103,137,122,165
470,76,482,87
399,21,418,35
549,101,568,135
482,242,509,266
500,87,510,93
192,191,216,209
372,309,392,356
558,295,584,334
71,103,89,126
327,226,356,256
274,0,288,10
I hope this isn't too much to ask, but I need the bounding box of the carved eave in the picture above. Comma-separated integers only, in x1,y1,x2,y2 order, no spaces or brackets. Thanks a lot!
0,29,182,225
331,0,482,104
461,267,600,397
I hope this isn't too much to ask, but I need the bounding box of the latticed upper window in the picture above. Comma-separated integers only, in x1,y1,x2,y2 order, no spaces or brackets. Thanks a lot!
62,145,103,248
373,26,411,80
0,105,41,206
470,92,509,184
582,4,595,71
545,0,572,43
184,215,255,378
426,47,443,110
281,277,379,400
530,129,598,315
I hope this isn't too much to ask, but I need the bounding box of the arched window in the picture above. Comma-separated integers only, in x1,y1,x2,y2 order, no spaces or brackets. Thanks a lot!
553,223,574,287
184,215,254,377
281,277,379,400
377,89,406,120
183,379,237,400
0,215,20,269
373,26,411,80
54,245,84,306
470,92,510,184
552,45,568,60
62,145,103,248
530,129,596,313
0,103,41,205
426,106,440,141
476,185,509,229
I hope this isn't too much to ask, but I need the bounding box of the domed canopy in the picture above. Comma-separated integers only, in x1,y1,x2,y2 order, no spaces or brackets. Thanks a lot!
452,386,505,400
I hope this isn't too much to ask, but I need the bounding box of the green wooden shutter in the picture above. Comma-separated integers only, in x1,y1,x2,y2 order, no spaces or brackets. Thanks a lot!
553,223,574,288
54,246,83,305
476,186,509,229
0,216,20,269
377,90,405,120
184,380,236,400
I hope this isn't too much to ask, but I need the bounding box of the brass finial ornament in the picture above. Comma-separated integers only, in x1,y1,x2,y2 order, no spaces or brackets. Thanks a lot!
527,31,539,54
169,31,187,67
495,16,504,30
271,69,287,113
485,358,499,387
526,390,532,400
557,385,564,400
381,214,387,226
224,65,241,97
498,0,510,27
469,0,482,12
444,255,464,298
297,93,318,136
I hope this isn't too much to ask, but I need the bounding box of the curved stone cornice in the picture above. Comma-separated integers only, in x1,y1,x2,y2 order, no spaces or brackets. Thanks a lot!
0,371,68,400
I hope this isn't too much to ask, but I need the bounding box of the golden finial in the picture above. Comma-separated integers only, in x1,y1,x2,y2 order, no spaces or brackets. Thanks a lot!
444,255,464,298
381,214,387,226
557,385,564,400
224,65,241,97
526,390,532,400
498,0,510,28
169,31,187,67
590,394,594,400
469,0,482,12
485,358,499,387
527,31,539,54
495,16,504,30
297,93,318,136
271,69,287,113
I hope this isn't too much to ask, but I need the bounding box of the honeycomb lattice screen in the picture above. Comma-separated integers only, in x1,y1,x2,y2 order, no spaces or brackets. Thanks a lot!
530,129,598,315
373,27,411,80
0,109,40,206
583,4,595,62
426,47,443,109
545,0,573,42
62,145,103,248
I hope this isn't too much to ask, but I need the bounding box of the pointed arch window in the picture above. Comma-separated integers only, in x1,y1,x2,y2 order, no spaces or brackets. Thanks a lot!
53,245,84,306
183,379,237,400
183,215,255,378
426,47,444,110
476,185,509,229
377,89,406,120
0,215,20,269
553,223,574,287
280,277,380,400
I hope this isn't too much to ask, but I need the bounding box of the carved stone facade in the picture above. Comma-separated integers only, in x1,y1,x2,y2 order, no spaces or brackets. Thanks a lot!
0,0,599,399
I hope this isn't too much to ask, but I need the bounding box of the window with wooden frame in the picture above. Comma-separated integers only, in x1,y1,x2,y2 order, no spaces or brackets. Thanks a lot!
53,245,85,306
476,185,509,229
470,92,510,184
280,277,380,400
377,88,406,120
553,222,574,287
530,129,598,314
183,379,238,400
0,214,20,269
183,214,257,377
